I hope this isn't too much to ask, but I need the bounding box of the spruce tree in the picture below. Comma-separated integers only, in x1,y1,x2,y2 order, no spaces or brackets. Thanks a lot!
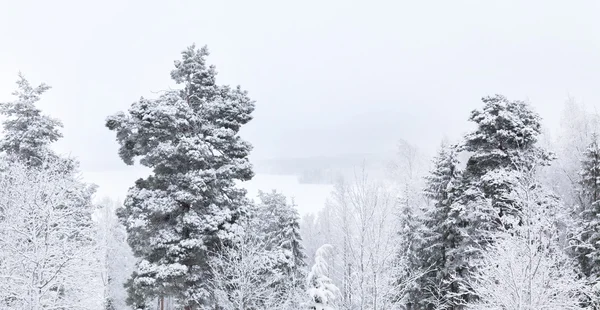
396,193,428,309
106,44,255,309
576,133,600,278
0,73,64,166
407,143,460,309
257,190,308,300
307,244,339,310
0,74,99,308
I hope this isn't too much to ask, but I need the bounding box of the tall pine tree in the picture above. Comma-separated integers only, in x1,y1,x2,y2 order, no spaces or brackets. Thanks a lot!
461,94,552,216
424,95,552,308
106,45,255,309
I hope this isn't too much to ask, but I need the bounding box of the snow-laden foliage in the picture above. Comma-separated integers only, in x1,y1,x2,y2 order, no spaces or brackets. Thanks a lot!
403,142,460,309
462,94,552,214
572,134,600,285
106,44,255,308
209,212,286,310
210,192,307,310
0,74,64,166
257,190,308,293
417,95,555,308
547,98,600,209
307,244,340,310
95,197,136,310
465,170,588,310
314,166,413,310
0,159,103,310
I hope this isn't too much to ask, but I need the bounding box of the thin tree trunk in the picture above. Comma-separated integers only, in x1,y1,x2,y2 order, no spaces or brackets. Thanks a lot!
160,297,164,310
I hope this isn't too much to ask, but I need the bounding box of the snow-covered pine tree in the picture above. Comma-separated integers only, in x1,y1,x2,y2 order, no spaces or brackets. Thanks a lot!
440,95,552,308
0,74,64,166
461,94,552,217
106,44,255,309
405,142,460,309
257,190,308,299
575,133,600,279
307,244,340,310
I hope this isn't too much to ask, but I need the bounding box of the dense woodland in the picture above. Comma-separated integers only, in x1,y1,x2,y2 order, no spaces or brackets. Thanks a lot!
2,44,600,310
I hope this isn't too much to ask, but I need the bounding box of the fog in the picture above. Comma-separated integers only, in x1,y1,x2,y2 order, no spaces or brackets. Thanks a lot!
2,0,600,213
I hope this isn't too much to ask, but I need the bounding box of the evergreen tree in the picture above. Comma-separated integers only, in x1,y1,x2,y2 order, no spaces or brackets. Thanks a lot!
307,244,339,310
431,95,551,308
106,44,255,309
406,143,460,309
0,73,64,166
461,94,552,216
576,133,600,278
396,193,429,309
257,190,308,294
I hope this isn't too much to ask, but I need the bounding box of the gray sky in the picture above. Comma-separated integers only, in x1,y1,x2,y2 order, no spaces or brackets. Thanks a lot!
1,1,600,204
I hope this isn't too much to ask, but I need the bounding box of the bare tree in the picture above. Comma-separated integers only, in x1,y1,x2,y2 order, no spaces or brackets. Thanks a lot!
0,159,104,310
465,168,588,310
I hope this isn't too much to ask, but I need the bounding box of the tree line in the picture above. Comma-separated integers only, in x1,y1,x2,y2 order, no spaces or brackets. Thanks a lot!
1,44,600,310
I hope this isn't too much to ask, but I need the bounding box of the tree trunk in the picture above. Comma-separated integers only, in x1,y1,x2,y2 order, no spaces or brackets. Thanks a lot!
160,297,164,310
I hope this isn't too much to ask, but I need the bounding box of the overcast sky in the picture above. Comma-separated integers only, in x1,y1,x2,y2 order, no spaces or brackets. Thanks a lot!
2,1,600,207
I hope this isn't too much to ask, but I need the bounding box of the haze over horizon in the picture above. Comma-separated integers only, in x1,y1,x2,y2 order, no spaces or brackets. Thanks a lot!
2,1,600,173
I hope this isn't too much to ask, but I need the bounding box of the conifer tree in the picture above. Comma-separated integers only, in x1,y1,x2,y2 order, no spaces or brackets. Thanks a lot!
307,244,339,310
435,95,551,308
257,190,308,294
406,143,460,309
106,44,255,309
576,133,600,278
0,74,100,309
0,74,64,166
461,94,551,216
396,193,428,308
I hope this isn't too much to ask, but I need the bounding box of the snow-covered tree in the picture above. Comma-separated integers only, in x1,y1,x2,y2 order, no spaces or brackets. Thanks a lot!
547,97,600,209
257,190,308,295
395,192,429,308
307,244,340,310
0,158,103,310
430,95,553,307
573,134,600,282
0,74,65,166
465,169,588,310
95,197,136,310
322,166,400,310
404,142,460,309
300,213,320,267
461,94,552,215
210,211,284,310
106,44,255,309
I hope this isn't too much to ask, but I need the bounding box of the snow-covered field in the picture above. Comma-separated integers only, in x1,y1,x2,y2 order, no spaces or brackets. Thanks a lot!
84,168,332,216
